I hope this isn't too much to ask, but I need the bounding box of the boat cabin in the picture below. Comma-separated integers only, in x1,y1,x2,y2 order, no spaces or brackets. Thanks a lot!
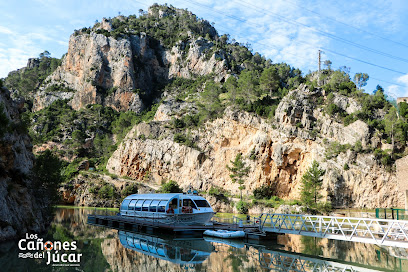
120,193,213,216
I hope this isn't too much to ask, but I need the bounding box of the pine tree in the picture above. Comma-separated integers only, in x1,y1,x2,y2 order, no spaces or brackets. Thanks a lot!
226,153,250,200
300,160,325,213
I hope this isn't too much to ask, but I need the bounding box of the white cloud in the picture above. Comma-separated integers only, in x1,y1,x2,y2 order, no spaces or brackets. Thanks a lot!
0,0,406,81
0,26,13,35
386,74,408,97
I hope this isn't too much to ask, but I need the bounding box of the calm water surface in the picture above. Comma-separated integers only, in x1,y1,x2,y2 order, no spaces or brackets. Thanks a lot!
0,208,407,271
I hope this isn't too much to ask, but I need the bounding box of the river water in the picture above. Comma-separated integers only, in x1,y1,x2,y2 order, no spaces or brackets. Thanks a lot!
0,208,407,271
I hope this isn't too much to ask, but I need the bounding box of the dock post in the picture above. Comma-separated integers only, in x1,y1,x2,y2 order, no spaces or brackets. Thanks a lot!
319,217,322,233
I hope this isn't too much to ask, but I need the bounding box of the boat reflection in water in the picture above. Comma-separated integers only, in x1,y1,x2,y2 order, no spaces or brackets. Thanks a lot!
116,230,396,272
118,230,214,266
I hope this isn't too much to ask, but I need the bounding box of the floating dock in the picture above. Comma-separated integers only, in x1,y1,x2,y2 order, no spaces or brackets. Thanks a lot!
87,214,266,239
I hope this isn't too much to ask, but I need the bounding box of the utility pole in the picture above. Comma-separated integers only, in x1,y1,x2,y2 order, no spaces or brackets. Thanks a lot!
318,50,322,86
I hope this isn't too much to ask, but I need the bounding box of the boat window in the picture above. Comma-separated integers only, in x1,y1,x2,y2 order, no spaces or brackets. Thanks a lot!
193,200,210,208
169,198,178,209
147,241,156,253
135,200,143,211
141,240,149,251
158,201,166,213
128,200,137,211
121,199,131,210
150,200,160,212
126,236,134,247
183,199,197,209
157,245,166,257
142,200,152,211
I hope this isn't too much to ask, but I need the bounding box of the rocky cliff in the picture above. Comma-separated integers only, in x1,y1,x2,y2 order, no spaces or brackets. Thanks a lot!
33,9,228,112
107,85,403,208
0,87,48,241
4,4,404,211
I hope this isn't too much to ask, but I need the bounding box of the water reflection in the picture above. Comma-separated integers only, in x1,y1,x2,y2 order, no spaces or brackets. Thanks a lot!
118,231,213,265
0,208,407,272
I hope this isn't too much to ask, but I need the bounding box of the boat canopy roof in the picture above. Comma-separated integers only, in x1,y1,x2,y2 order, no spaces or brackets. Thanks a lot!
123,193,207,202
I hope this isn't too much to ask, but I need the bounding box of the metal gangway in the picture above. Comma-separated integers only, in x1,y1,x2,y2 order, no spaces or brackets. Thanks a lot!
259,213,408,248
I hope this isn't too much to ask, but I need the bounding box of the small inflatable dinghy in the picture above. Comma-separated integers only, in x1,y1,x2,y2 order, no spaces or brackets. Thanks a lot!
203,229,245,239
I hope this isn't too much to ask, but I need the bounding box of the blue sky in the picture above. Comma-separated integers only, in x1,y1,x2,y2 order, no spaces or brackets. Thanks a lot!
1,0,408,98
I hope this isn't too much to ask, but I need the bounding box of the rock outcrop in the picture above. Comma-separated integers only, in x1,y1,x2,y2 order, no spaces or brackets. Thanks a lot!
35,32,165,112
33,16,228,112
60,173,156,207
107,85,403,208
0,88,48,241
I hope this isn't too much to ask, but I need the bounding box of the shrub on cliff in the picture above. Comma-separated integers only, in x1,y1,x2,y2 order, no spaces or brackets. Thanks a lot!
253,185,275,200
122,183,138,196
98,184,115,199
160,180,183,193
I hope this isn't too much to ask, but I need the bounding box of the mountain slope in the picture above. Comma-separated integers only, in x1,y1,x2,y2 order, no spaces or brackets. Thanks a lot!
2,4,407,210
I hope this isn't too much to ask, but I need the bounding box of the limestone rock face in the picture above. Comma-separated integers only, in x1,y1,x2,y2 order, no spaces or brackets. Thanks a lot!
34,30,228,112
333,93,361,114
36,32,167,112
0,88,48,241
165,38,229,82
32,90,74,111
107,85,402,209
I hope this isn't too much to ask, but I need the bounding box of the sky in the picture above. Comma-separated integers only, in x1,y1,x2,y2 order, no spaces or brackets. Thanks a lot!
1,0,408,98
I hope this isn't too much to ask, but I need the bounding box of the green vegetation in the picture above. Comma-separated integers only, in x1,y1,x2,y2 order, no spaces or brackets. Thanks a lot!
208,186,230,203
85,4,218,48
160,180,183,193
253,185,275,200
226,153,250,200
236,200,250,214
4,51,61,100
325,141,351,159
28,100,159,176
300,160,331,214
315,67,407,167
121,183,138,196
173,132,198,149
32,150,63,213
98,183,115,199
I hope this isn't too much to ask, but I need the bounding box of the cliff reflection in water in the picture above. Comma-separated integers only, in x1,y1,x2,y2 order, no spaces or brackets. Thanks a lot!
1,208,407,272
114,230,407,272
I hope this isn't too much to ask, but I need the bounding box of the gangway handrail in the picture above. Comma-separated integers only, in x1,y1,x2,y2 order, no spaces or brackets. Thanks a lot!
259,213,408,248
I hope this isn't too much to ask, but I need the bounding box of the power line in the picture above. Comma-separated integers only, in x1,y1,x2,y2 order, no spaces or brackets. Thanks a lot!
213,23,408,87
234,0,408,64
133,0,407,87
285,0,408,49
321,48,406,75
180,0,407,75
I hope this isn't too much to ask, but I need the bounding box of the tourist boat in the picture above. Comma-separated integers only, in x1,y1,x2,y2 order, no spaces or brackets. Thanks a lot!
120,192,215,225
203,229,246,239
